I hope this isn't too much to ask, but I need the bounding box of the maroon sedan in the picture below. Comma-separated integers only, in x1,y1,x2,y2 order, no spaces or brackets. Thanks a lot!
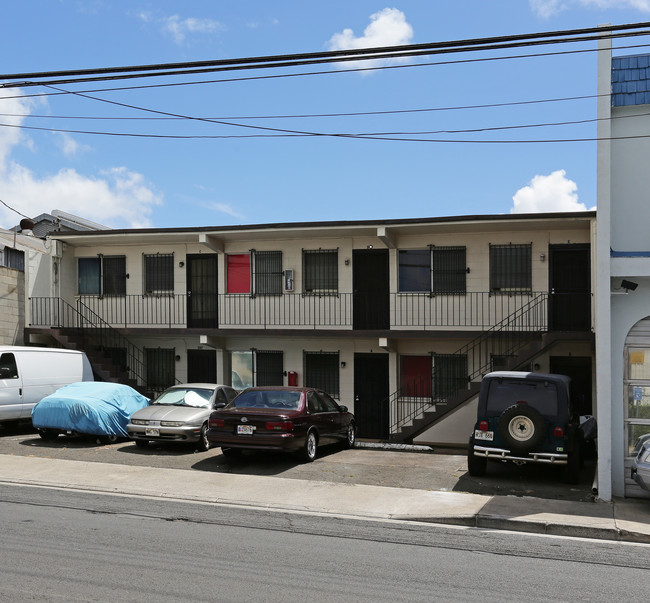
207,386,356,462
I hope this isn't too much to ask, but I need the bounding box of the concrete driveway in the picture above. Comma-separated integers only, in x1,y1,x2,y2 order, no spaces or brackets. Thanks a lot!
0,422,596,502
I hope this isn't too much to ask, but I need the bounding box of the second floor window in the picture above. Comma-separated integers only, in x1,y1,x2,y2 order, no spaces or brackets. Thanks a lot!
227,251,282,295
490,243,532,293
398,246,466,294
144,253,173,295
78,255,126,296
303,249,338,294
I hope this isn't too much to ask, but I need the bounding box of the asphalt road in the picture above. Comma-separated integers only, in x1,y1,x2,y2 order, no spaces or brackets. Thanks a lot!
0,422,596,501
1,484,648,603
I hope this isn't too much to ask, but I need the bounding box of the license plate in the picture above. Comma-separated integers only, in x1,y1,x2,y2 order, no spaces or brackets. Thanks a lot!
474,429,493,441
145,428,160,436
237,425,254,435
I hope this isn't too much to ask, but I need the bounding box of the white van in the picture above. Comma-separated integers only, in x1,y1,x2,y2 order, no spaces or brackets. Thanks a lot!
0,346,94,424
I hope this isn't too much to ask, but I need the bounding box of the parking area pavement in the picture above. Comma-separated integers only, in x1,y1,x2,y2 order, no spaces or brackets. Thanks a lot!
0,423,596,502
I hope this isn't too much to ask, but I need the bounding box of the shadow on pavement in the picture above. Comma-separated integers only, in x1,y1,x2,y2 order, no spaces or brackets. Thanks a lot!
454,458,597,501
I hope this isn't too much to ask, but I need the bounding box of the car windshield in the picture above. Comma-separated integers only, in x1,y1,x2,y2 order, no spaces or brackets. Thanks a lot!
485,379,559,417
153,388,213,408
232,390,302,410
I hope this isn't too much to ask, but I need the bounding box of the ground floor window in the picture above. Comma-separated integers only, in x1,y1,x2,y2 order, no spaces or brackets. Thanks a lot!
145,348,175,392
304,351,339,398
231,350,284,389
625,347,650,457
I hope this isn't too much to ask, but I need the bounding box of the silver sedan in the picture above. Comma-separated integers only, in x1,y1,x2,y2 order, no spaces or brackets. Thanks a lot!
632,438,650,492
127,383,238,451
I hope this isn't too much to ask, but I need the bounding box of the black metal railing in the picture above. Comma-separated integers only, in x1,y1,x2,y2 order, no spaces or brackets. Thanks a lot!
29,296,174,396
389,292,550,434
30,292,552,330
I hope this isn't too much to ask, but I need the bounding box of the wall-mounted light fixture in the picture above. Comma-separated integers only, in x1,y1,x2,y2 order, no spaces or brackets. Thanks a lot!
340,361,346,368
367,245,373,249
175,355,181,362
539,253,546,262
345,259,350,266
179,261,185,268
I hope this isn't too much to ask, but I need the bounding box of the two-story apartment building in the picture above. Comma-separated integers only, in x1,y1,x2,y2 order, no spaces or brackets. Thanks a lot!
26,211,595,445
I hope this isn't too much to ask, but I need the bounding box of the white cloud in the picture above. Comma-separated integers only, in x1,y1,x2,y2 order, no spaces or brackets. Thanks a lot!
202,201,246,220
162,15,224,44
510,170,594,213
57,133,90,157
531,0,650,17
0,89,162,229
328,8,414,70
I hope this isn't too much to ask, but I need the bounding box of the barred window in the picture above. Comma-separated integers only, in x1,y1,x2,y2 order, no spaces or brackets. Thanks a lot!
253,251,282,295
255,350,284,386
144,253,174,295
303,249,338,294
304,351,339,398
433,354,468,400
145,348,175,390
398,247,466,294
490,243,532,292
1,247,24,271
78,255,126,296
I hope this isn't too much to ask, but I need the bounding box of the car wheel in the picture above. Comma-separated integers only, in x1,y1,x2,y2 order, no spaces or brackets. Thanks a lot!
97,434,119,445
302,430,318,463
39,430,58,441
497,404,546,453
197,423,210,452
135,439,149,448
344,422,356,449
221,447,241,458
467,437,487,477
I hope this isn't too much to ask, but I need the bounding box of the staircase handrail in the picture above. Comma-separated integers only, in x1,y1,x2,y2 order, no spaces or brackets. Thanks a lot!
389,292,549,433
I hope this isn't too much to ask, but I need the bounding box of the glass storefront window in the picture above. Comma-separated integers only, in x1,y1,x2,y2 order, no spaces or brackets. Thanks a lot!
628,348,650,380
627,385,650,420
627,424,650,457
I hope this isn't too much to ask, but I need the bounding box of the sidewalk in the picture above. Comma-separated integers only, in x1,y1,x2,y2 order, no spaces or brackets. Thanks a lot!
1,453,650,543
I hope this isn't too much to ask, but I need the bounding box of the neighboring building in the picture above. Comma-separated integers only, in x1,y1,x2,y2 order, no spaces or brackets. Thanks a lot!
596,37,650,499
26,212,596,443
0,226,47,345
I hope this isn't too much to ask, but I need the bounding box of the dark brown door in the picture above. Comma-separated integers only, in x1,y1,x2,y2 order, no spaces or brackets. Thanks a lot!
549,244,591,331
354,353,389,439
187,349,217,383
353,249,389,330
187,254,218,328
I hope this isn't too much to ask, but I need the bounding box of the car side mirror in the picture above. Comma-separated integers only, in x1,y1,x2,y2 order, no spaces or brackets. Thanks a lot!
214,402,226,409
339,405,348,412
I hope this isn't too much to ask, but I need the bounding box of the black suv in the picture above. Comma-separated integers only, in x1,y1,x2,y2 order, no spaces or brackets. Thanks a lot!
467,371,584,483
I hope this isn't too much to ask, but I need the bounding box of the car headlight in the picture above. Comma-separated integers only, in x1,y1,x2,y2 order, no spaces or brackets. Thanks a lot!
131,419,149,426
161,421,184,427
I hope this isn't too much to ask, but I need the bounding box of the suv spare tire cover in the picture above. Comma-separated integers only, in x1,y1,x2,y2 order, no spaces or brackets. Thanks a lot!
497,403,546,453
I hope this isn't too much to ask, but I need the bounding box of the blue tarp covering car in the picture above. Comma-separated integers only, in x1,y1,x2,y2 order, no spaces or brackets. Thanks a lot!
32,382,149,441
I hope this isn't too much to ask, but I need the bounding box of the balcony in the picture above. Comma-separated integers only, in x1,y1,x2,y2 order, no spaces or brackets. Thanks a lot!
30,292,552,332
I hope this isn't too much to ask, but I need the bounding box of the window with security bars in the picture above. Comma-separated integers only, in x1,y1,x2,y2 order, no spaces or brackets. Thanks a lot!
253,250,282,295
1,247,24,271
304,351,340,398
145,348,175,390
78,255,126,295
303,249,338,294
398,247,466,294
489,243,532,292
144,253,174,295
255,351,284,386
432,354,468,400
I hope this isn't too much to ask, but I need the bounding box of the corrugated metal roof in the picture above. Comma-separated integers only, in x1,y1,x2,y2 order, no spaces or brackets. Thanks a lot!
612,54,650,106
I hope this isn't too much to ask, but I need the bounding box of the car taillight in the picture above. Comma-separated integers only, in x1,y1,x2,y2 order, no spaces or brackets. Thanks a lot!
554,426,564,438
266,421,293,432
479,421,489,431
209,418,225,428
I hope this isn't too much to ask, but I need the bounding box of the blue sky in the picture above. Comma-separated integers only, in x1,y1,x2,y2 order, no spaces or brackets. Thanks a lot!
1,0,649,230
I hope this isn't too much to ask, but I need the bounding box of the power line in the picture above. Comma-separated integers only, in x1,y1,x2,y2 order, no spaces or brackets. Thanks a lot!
1,22,650,90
